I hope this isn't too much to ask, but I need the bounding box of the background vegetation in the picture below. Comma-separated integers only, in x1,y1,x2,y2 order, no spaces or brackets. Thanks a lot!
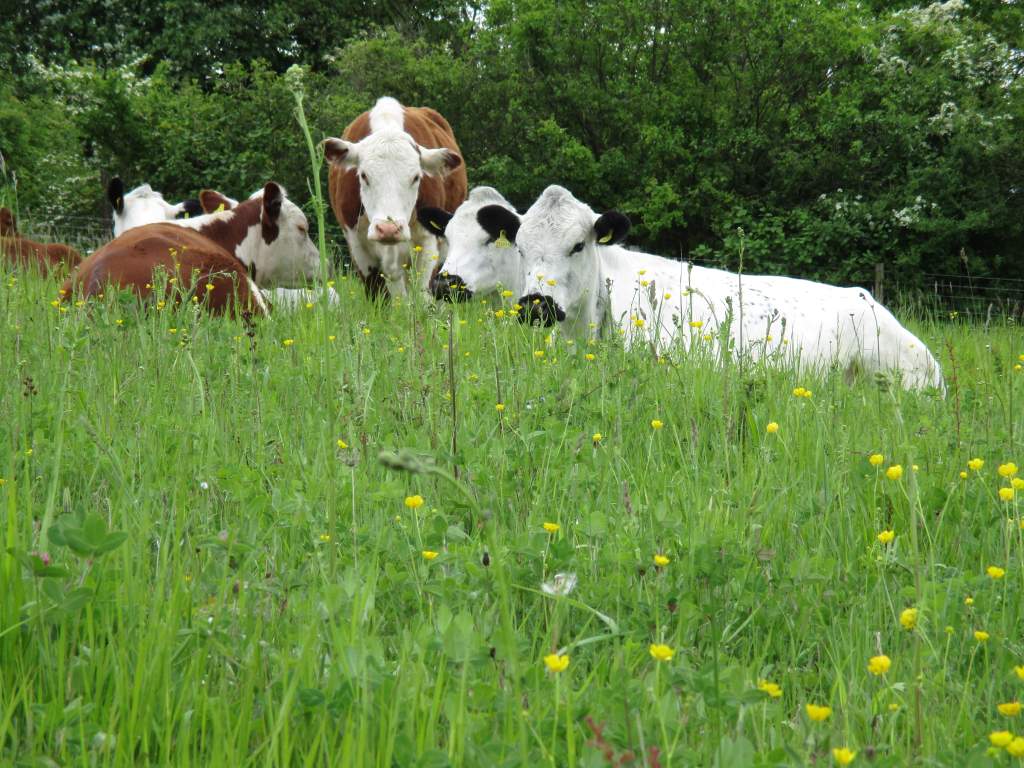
1,0,1022,288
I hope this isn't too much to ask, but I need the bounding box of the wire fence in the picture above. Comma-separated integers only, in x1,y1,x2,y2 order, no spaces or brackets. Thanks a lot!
9,214,1024,322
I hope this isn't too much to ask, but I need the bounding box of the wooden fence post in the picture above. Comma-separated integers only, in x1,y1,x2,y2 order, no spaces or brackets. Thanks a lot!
874,263,885,304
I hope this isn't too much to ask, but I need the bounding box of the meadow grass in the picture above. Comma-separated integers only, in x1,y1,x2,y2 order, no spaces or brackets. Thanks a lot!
0,263,1022,767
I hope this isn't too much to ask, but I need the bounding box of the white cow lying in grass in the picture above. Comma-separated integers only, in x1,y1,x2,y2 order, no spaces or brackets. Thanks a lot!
419,186,524,304
497,185,943,391
107,177,202,236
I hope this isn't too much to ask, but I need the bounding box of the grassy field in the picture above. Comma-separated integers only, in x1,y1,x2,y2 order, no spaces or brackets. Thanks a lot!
1,261,1022,767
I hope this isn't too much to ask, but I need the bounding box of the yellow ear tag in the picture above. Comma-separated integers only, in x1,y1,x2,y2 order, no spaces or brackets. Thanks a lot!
495,230,512,249
216,203,226,212
598,232,613,244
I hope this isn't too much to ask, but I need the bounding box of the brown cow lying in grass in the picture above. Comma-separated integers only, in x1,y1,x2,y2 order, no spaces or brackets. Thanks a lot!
62,183,321,317
0,207,82,275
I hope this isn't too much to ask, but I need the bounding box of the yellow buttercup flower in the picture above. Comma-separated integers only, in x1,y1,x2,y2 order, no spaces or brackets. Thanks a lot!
543,653,569,673
885,465,903,481
543,522,560,534
988,565,1006,579
877,529,895,544
757,679,782,698
868,655,891,676
998,701,1023,717
832,747,856,765
968,457,984,471
654,554,670,567
495,403,505,412
900,608,918,630
999,487,1015,502
999,462,1019,478
1013,478,1024,490
649,644,674,662
766,422,779,434
336,439,348,449
592,432,603,444
1008,737,1024,757
990,731,1014,748
404,495,425,509
650,419,664,430
282,338,294,347
868,453,884,466
421,550,439,561
1014,665,1024,681
965,596,975,606
975,630,990,642
959,471,968,479
689,320,703,329
584,353,596,361
806,703,832,721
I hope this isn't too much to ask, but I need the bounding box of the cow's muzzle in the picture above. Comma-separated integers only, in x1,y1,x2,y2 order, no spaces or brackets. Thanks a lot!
518,293,566,327
430,272,473,302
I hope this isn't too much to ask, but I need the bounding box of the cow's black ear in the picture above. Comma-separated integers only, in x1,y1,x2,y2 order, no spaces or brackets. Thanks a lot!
418,207,453,238
477,205,520,244
179,199,203,219
594,211,630,245
107,177,125,214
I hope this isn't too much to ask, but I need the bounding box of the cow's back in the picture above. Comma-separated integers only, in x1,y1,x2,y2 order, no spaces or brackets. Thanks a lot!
1,234,81,275
327,102,467,231
64,224,263,316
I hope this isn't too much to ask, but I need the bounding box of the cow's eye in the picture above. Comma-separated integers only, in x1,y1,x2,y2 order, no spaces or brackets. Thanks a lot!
570,241,585,254
411,174,420,185
360,172,370,185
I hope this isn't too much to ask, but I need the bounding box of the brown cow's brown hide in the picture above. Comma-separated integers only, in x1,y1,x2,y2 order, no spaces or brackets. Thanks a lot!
62,223,265,317
327,103,468,291
0,207,82,275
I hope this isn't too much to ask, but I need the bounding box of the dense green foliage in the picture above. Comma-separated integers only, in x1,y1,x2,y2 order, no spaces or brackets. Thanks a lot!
2,1,1022,288
2,261,1024,765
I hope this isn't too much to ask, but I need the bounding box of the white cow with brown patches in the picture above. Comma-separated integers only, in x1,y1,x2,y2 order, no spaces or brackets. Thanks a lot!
323,96,467,299
498,185,944,391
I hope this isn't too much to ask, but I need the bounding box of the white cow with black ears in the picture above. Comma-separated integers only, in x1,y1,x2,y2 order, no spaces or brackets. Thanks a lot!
107,178,202,236
419,186,524,304
497,185,943,391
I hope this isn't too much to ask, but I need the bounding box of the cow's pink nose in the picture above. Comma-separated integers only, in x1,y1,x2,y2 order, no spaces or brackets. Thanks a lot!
374,221,401,240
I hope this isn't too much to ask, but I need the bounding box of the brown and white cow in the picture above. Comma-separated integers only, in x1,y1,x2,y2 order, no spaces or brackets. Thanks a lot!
62,224,268,316
0,207,82,275
63,183,320,315
324,96,467,299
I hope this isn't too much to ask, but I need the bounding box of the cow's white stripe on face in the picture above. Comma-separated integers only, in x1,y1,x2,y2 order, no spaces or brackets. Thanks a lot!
513,185,944,391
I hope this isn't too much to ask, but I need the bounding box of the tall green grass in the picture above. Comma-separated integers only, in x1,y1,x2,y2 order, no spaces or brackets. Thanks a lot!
0,262,1022,766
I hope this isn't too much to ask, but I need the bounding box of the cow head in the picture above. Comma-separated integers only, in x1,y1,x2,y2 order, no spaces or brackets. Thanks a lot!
420,187,522,303
513,185,630,327
0,207,15,236
245,182,323,287
109,177,201,237
323,131,462,244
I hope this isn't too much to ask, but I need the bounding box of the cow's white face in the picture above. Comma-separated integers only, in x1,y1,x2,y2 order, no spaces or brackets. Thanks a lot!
323,130,460,243
109,179,198,237
247,183,322,287
512,185,630,326
421,187,522,301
